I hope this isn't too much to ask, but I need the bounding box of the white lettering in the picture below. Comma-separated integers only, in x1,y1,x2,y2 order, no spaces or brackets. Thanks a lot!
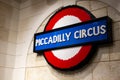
100,25,106,34
82,29,87,38
35,25,107,46
74,25,107,39
65,32,71,41
87,28,93,36
74,31,79,39
53,35,58,43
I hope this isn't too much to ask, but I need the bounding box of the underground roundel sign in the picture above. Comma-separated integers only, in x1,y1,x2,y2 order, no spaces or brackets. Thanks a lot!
34,5,112,70
44,6,94,70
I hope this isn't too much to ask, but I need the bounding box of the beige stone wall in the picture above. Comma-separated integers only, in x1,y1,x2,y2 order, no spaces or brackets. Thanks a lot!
0,0,120,80
0,0,25,80
24,0,120,80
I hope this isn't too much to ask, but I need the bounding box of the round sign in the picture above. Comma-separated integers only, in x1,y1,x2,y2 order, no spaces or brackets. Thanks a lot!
44,5,95,70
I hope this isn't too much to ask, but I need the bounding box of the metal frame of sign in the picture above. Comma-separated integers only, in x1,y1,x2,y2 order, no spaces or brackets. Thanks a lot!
33,16,112,53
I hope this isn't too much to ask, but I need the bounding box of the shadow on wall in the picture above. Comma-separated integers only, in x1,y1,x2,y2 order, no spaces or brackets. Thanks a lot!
30,0,58,8
99,0,120,13
46,0,57,5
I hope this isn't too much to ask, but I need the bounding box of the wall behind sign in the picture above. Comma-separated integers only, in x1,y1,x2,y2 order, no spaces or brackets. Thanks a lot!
22,0,120,80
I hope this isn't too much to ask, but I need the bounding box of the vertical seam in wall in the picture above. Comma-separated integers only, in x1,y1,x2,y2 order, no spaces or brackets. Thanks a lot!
106,6,111,62
75,0,78,5
91,63,94,80
61,0,63,7
89,0,92,11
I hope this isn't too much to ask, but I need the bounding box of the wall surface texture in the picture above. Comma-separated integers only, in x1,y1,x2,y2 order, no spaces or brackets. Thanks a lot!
0,0,24,80
25,0,120,80
0,0,120,80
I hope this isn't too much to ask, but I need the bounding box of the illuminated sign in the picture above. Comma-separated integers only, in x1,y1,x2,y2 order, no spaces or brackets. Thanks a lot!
33,5,112,70
34,17,111,52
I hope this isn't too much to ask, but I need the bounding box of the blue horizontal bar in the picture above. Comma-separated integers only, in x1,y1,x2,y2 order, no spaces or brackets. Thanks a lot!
34,16,111,52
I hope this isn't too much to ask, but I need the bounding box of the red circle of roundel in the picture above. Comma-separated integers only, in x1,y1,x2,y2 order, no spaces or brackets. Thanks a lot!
44,6,94,70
